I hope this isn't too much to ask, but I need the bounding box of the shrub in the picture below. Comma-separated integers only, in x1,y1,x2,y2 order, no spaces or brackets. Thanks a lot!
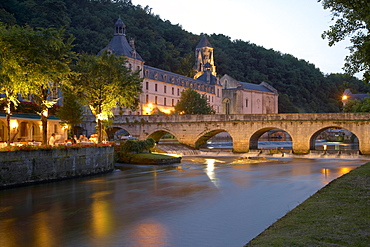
118,138,156,155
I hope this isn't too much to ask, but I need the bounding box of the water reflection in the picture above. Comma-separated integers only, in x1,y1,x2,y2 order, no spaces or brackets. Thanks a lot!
0,156,367,247
204,140,359,151
129,219,169,247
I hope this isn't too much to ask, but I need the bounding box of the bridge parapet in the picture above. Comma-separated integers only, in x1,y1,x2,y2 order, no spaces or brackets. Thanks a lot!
111,113,370,123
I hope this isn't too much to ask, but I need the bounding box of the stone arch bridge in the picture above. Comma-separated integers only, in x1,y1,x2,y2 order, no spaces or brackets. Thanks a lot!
83,113,370,154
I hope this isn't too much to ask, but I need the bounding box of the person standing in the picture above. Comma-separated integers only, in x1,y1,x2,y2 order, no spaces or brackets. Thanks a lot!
49,133,56,146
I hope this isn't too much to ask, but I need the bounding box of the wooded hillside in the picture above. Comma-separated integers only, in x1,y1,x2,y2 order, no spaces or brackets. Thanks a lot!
1,0,369,113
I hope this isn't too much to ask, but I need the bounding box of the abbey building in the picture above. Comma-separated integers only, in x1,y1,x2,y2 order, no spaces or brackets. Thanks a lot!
99,18,278,115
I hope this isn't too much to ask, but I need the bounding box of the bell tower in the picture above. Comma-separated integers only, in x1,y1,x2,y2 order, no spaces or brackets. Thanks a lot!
194,36,217,79
114,17,126,36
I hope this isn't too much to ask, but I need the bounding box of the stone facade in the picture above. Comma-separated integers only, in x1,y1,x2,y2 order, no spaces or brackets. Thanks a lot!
0,146,114,188
220,75,278,114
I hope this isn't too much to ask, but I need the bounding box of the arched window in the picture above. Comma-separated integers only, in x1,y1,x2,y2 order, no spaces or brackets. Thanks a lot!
223,98,231,115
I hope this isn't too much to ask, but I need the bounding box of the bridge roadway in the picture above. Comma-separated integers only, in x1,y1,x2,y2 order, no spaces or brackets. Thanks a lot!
84,113,370,154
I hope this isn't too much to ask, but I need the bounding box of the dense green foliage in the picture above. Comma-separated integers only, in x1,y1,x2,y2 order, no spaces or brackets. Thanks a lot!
0,23,74,144
118,137,155,154
2,0,370,113
343,97,370,113
319,0,370,82
175,87,215,114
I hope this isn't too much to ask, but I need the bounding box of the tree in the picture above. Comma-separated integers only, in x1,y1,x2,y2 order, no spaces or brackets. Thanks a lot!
24,27,74,145
343,97,370,112
0,24,28,145
72,51,142,143
55,87,85,139
174,87,215,114
0,24,73,145
319,0,370,81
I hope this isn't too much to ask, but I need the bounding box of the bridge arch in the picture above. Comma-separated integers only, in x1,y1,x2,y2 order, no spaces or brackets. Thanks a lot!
309,125,359,151
147,129,179,143
194,129,232,148
249,127,292,150
107,126,130,140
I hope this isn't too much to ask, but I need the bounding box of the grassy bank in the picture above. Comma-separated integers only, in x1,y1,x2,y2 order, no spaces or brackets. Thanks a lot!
246,162,370,246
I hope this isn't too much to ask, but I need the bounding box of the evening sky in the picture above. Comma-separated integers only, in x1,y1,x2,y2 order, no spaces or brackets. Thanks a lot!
131,0,351,75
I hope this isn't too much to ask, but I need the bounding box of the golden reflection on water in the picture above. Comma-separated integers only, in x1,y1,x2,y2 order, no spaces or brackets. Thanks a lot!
339,167,353,176
322,168,330,179
91,191,113,239
130,219,168,247
0,218,15,247
34,211,54,247
321,166,355,184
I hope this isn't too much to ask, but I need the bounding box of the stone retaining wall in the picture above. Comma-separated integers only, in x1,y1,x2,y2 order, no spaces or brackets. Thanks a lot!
0,146,114,189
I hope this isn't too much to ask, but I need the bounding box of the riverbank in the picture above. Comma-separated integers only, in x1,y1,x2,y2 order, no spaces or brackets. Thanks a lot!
245,161,370,246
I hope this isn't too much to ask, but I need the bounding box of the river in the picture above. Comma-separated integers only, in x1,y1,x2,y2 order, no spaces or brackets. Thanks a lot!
0,155,367,247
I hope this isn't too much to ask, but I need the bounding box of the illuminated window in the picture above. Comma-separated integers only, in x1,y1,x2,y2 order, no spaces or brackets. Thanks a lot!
20,122,27,137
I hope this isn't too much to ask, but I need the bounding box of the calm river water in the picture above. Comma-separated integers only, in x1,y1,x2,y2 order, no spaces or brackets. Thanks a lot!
0,155,367,247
